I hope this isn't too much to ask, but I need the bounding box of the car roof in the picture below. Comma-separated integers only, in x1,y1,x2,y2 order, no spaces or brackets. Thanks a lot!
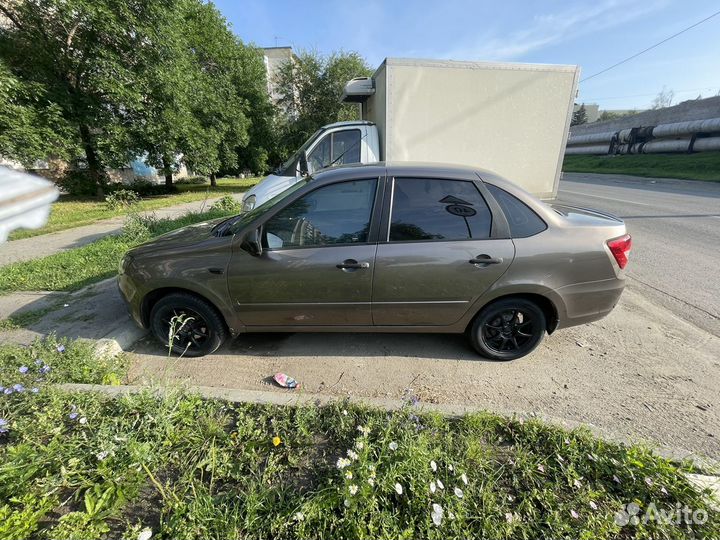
322,120,375,129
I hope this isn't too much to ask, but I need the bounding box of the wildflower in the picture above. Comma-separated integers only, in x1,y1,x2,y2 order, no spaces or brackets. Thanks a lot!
448,464,454,471
660,486,668,495
357,425,370,435
430,460,437,472
0,419,8,434
40,365,51,374
56,344,66,353
336,457,351,469
570,509,579,519
344,498,351,507
394,482,403,495
349,484,358,495
461,473,468,485
293,512,305,522
613,475,621,484
505,512,515,523
573,479,582,489
138,529,152,540
564,438,571,445
507,494,515,502
644,477,653,487
96,450,110,461
355,441,364,450
345,471,353,480
19,366,28,374
367,478,375,487
35,359,43,366
537,464,545,473
430,481,436,493
389,441,398,451
436,479,444,490
454,487,464,498
347,449,358,460
79,417,87,424
342,409,348,416
31,388,39,393
431,503,443,526
272,436,281,447
448,511,455,520
69,412,78,420
589,501,598,510
3,388,12,395
12,384,24,393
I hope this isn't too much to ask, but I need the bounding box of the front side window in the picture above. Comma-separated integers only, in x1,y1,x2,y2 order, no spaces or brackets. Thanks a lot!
264,179,377,249
307,135,331,172
389,178,492,241
331,130,361,165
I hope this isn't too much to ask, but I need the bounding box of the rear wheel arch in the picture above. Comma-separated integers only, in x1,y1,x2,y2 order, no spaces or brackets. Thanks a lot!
467,293,559,335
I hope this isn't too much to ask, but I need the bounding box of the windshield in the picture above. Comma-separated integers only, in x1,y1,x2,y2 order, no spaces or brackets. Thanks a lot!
275,129,324,176
225,179,308,236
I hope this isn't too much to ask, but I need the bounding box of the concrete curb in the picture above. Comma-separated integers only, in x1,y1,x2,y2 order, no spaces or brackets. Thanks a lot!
58,382,719,473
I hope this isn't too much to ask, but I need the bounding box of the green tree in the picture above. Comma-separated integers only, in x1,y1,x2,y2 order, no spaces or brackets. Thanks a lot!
571,104,588,126
274,50,372,161
0,0,173,194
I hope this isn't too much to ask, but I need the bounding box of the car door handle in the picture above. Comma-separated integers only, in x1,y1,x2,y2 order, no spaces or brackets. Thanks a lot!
336,259,370,270
469,255,503,265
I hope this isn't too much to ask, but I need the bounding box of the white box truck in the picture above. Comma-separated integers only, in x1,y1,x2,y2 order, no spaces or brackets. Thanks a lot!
242,58,578,210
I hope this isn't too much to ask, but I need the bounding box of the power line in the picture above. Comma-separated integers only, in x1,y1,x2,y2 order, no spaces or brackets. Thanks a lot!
580,9,720,83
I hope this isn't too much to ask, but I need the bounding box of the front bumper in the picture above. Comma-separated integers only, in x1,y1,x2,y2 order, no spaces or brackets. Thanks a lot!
117,271,145,329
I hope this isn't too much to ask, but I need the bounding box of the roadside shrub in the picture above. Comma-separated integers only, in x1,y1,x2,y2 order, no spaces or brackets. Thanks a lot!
105,189,140,210
175,176,208,185
210,195,241,214
121,213,157,243
110,179,177,196
55,170,100,196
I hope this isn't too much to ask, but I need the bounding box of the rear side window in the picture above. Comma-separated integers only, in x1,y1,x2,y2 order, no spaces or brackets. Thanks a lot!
389,178,492,241
486,183,546,238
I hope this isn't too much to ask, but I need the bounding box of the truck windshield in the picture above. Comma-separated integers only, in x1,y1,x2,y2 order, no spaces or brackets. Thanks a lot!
222,179,309,236
274,129,324,176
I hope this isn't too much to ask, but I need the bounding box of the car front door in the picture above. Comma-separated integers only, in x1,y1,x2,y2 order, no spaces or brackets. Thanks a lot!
372,176,515,326
227,178,381,327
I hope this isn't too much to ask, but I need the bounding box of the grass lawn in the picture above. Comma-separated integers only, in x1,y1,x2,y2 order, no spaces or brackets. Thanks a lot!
8,177,259,241
563,153,720,182
0,338,718,539
0,206,236,295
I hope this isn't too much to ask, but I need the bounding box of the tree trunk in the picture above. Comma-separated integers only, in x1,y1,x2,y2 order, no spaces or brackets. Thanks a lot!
210,172,217,187
162,155,173,188
78,124,106,197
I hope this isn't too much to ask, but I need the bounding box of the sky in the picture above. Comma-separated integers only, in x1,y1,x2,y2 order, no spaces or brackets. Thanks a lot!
214,0,720,111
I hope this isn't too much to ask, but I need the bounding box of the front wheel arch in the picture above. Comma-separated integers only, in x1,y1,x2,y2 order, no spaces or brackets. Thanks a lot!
141,287,229,334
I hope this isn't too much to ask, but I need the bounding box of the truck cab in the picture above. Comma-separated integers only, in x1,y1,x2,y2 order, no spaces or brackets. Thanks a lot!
241,120,379,212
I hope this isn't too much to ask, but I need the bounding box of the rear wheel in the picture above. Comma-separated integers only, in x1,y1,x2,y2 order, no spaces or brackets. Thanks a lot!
149,293,227,357
469,298,546,361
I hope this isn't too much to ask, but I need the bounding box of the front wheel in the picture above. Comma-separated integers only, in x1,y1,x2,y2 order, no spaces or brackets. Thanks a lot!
469,298,546,361
149,293,228,357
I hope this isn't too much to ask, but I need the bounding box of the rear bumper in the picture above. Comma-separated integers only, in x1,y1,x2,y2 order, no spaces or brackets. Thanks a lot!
554,277,626,329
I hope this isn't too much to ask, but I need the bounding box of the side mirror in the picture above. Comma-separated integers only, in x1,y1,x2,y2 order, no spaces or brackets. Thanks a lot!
240,227,262,257
298,151,309,177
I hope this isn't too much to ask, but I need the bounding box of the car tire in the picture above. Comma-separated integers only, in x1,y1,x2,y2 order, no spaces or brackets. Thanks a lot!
469,298,546,361
149,292,228,357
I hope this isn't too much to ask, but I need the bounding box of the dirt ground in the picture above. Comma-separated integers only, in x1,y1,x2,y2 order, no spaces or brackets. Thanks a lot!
129,287,720,459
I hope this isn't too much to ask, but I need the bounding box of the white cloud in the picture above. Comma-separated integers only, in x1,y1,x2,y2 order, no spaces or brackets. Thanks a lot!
444,0,668,61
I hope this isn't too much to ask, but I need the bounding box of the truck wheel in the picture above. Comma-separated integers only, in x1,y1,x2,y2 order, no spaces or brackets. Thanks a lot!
150,293,228,357
469,298,545,361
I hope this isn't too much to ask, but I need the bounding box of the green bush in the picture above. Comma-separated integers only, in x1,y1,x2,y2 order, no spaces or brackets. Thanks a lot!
56,169,100,196
111,179,176,196
210,195,241,214
105,189,140,210
175,176,208,185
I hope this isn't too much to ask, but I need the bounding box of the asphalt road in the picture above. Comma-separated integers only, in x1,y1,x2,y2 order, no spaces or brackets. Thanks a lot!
557,173,720,337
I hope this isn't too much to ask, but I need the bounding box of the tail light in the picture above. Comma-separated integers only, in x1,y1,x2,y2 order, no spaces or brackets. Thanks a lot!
607,234,632,269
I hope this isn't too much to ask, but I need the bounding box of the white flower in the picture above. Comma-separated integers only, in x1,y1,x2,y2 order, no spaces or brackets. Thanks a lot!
342,409,348,416
357,425,370,435
589,501,598,510
345,471,353,480
448,464,454,471
430,460,437,472
355,441,364,450
454,487,464,499
389,441,398,451
344,498,350,507
79,417,87,424
573,479,582,489
430,481,436,493
347,449,358,460
505,512,515,523
367,478,375,486
336,457,351,469
507,494,515,502
431,503,444,526
394,482,403,495
461,473,468,485
138,529,152,540
96,450,109,461
294,512,305,521
436,479,444,490
448,511,455,520
349,484,358,495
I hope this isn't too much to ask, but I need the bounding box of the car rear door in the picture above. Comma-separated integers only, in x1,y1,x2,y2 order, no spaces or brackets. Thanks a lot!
226,177,382,327
372,175,515,326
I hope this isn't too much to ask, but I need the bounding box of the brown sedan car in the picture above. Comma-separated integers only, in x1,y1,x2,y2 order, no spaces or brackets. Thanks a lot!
118,163,631,360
